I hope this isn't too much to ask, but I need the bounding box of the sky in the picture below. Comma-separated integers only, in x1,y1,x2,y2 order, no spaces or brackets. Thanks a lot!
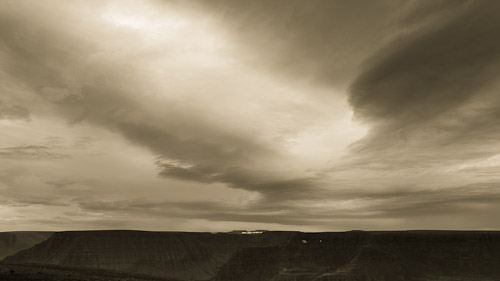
1,0,500,232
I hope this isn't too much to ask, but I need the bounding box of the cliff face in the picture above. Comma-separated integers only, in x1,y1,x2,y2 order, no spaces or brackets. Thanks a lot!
213,231,370,281
4,230,500,281
213,231,500,281
3,230,294,280
0,232,53,260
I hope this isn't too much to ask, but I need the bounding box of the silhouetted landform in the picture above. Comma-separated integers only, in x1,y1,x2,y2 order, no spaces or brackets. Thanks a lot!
2,230,295,280
0,232,53,260
3,230,500,281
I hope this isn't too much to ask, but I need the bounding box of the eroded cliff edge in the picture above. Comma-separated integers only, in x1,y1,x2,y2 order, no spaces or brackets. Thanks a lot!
4,230,500,281
0,232,53,260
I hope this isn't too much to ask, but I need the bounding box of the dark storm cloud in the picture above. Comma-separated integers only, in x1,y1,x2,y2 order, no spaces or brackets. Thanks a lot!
115,120,267,168
349,0,500,153
195,0,402,89
157,160,318,199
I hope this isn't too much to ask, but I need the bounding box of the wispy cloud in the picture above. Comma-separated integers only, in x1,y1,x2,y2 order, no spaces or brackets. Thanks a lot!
0,145,68,160
0,100,30,121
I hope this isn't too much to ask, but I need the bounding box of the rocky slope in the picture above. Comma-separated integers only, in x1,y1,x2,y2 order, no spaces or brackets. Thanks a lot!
0,232,53,260
3,230,294,280
213,231,500,281
4,230,500,281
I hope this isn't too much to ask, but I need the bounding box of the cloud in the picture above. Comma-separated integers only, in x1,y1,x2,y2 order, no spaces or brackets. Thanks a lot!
72,180,500,229
193,0,403,90
44,179,76,189
156,159,319,199
0,0,344,202
72,137,96,149
349,0,500,158
2,0,500,231
75,197,352,227
0,100,30,121
0,145,68,160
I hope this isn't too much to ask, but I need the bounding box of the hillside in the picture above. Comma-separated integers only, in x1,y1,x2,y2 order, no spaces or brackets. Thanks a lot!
213,231,500,281
4,230,500,281
0,232,53,260
3,230,294,280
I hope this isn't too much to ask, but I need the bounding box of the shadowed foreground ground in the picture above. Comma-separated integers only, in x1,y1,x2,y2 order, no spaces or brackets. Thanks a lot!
0,263,176,281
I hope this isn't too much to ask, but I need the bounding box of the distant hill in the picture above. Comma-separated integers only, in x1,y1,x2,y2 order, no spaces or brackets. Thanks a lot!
0,232,53,260
3,230,500,281
3,230,293,280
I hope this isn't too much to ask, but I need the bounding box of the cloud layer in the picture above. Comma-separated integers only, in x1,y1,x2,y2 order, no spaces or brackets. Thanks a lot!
1,0,500,231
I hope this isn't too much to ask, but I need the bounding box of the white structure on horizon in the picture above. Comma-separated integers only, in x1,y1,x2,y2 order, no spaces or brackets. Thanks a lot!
241,230,264,234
